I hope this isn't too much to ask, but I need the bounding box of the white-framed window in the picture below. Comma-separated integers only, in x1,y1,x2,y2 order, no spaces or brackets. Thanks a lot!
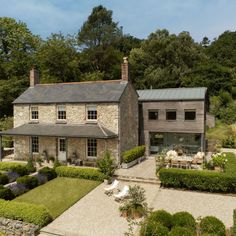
87,138,97,157
31,136,39,153
57,105,66,120
87,105,97,121
30,106,38,120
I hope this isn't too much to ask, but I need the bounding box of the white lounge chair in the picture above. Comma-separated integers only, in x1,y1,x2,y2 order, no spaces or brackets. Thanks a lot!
104,180,119,195
114,185,129,201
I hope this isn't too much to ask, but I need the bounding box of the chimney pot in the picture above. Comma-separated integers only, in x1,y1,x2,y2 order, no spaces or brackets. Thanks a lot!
121,56,129,81
30,68,40,87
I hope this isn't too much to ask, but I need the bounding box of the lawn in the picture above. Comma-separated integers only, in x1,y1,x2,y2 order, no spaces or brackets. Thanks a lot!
224,152,236,176
13,177,100,218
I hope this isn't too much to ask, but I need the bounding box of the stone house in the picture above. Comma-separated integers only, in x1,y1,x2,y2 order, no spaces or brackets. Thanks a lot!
0,59,139,164
138,88,208,155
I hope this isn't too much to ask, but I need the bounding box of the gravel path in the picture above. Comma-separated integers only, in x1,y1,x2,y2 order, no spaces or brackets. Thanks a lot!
40,181,236,236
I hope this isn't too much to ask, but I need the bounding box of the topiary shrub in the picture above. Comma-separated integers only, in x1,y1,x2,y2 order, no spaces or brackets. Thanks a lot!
16,176,38,189
10,165,28,176
0,199,52,227
0,173,9,185
55,166,106,181
168,226,195,236
148,210,173,229
39,167,57,181
140,220,169,236
25,159,36,173
172,212,196,230
200,216,226,236
122,145,145,163
0,185,15,200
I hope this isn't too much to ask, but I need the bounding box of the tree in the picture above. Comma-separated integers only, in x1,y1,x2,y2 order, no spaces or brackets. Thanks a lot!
36,33,81,83
78,5,123,80
130,29,206,89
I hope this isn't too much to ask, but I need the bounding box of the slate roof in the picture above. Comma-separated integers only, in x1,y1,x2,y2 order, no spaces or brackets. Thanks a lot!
13,80,128,104
137,87,207,101
0,123,117,139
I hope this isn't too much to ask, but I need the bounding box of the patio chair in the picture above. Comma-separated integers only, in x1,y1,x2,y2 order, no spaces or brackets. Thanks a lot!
179,160,190,169
104,179,119,195
171,160,179,168
114,185,129,201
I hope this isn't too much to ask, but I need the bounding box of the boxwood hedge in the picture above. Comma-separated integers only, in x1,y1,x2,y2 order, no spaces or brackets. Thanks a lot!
159,168,236,193
0,199,52,227
55,166,106,181
122,145,145,163
0,162,26,171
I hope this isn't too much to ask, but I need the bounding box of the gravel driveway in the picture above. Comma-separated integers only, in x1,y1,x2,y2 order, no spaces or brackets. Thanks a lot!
40,182,236,235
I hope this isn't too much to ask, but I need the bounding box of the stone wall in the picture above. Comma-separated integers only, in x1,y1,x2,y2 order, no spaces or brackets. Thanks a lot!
119,83,139,162
0,217,39,236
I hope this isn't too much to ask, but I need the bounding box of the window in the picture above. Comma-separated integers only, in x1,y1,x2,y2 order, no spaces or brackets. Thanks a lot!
150,133,164,146
148,110,158,120
87,139,97,157
57,105,66,120
166,110,176,120
87,105,97,120
185,110,196,121
31,136,39,153
30,106,38,120
59,138,66,152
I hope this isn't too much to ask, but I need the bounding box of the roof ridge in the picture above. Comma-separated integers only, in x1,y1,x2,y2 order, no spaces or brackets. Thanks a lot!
36,80,122,86
98,123,108,137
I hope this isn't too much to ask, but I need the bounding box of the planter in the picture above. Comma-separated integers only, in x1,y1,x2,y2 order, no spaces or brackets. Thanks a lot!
120,210,129,218
103,179,112,185
121,156,145,169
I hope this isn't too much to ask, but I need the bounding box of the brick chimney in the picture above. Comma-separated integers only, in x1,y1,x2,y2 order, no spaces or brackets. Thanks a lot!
30,68,40,87
121,57,129,81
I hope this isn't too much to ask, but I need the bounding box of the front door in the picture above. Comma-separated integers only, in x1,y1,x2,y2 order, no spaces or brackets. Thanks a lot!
58,138,67,161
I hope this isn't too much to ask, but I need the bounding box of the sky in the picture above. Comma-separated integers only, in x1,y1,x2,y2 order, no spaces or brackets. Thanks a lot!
0,0,236,42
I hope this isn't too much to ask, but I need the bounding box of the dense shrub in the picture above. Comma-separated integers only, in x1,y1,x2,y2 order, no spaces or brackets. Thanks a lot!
222,136,236,148
16,176,38,189
8,183,27,196
6,171,19,182
0,173,9,185
0,185,14,200
140,220,169,236
0,199,52,227
10,165,28,176
200,216,225,236
172,212,196,230
168,226,195,236
56,166,106,181
234,209,236,236
39,167,57,181
159,168,236,193
96,151,115,178
122,145,145,163
25,159,36,173
53,159,61,169
0,162,26,171
148,210,173,229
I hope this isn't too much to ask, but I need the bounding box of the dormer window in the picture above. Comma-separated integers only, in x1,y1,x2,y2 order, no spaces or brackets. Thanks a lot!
30,106,38,120
87,105,97,121
57,105,66,120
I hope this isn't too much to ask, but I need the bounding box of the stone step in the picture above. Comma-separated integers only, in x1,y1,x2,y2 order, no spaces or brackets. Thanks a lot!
114,175,160,185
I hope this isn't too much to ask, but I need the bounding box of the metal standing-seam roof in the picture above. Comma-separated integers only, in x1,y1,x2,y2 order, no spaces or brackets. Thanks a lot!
0,123,117,139
137,87,207,101
13,80,128,104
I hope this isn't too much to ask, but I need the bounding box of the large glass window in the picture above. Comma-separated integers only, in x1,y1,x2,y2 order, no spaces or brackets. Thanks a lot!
30,106,38,120
166,110,176,120
148,110,158,120
185,110,196,121
31,136,39,153
87,105,97,120
57,105,66,120
87,139,97,157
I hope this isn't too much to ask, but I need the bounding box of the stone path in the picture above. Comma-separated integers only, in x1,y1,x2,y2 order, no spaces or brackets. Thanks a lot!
40,181,236,236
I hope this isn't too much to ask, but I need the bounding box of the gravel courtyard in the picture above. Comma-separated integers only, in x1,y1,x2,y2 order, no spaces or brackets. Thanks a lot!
40,181,236,236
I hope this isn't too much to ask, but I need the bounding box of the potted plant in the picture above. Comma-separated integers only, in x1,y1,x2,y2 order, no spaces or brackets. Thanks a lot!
96,151,115,184
119,185,149,219
211,153,228,172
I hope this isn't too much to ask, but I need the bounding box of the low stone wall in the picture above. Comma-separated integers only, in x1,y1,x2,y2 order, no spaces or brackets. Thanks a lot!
0,217,39,236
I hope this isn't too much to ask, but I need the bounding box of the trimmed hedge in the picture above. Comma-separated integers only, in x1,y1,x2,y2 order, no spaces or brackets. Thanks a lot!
200,216,226,236
39,167,57,181
16,176,38,189
140,220,169,236
0,199,52,227
10,165,29,176
159,168,236,193
55,166,106,181
0,162,26,171
148,210,173,229
169,226,195,236
0,185,14,200
0,173,9,185
122,145,145,163
172,212,196,230
234,209,236,236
